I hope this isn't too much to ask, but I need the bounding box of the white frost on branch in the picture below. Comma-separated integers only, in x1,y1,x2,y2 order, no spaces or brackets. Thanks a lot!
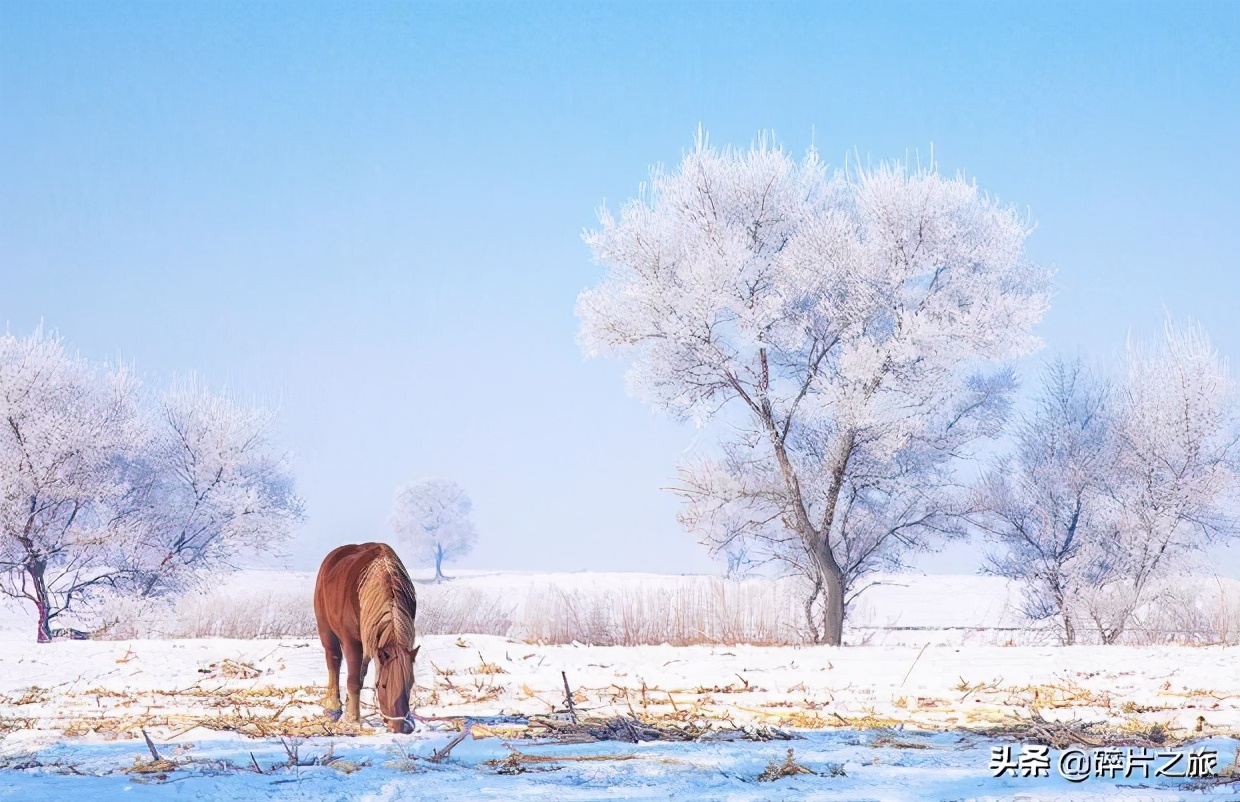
129,379,303,598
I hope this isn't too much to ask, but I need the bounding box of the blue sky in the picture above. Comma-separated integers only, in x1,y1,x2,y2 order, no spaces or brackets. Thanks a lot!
2,2,1238,576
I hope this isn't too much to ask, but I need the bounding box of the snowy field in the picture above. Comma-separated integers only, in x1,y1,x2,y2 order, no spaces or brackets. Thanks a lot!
1,572,1238,800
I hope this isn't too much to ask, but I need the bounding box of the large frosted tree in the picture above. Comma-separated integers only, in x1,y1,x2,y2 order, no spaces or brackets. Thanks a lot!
578,133,1051,644
388,479,477,581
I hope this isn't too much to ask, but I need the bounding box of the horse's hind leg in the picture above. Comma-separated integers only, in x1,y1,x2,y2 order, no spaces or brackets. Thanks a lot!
344,639,366,723
319,630,343,720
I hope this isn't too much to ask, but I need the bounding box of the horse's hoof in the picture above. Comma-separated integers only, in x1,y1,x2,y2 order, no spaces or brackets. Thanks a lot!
325,708,342,722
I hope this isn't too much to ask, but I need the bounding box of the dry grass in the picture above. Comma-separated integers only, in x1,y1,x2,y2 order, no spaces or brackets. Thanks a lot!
1118,578,1240,646
78,571,1240,647
417,584,515,637
757,748,844,781
94,589,316,640
88,573,818,645
7,663,1232,748
519,579,812,646
976,710,1183,750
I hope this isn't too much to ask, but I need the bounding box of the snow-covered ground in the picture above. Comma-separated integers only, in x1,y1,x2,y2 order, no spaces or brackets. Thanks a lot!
1,572,1237,799
6,729,1238,801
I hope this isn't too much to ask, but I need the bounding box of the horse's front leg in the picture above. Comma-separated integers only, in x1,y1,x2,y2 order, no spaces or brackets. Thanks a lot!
344,641,367,722
319,631,343,720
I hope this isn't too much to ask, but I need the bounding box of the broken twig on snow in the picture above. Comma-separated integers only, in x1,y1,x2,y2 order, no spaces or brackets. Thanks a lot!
141,729,161,761
561,671,577,723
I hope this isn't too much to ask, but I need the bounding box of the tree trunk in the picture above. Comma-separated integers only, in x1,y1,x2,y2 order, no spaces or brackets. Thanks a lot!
140,572,161,598
1061,610,1076,646
801,523,846,646
819,561,845,646
803,573,823,644
1088,605,1124,645
26,558,52,643
761,386,854,646
793,515,847,646
434,543,445,582
808,434,854,647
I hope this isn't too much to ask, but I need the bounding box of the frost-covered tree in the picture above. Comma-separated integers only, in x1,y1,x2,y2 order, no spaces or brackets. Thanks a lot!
970,360,1119,644
578,133,1051,644
1086,321,1240,643
0,331,144,641
388,479,477,581
973,323,1240,645
0,330,304,641
128,379,304,598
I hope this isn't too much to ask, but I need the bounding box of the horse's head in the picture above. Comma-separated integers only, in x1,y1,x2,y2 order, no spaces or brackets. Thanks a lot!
376,643,420,733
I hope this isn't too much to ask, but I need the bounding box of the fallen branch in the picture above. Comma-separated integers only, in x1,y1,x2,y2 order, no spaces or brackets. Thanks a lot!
429,725,471,762
496,748,638,765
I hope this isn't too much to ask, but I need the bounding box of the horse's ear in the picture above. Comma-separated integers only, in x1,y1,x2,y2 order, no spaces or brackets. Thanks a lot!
410,645,420,661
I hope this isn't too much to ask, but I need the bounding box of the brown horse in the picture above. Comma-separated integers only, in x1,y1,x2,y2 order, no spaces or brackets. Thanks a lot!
313,543,420,733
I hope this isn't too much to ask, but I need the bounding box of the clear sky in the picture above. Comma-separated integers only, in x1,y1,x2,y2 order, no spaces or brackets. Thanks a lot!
2,2,1238,577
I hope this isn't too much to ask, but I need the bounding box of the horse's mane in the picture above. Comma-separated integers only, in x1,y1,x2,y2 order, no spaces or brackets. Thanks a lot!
358,546,417,660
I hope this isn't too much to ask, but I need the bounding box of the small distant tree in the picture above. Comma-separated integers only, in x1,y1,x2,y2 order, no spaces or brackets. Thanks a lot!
388,479,477,581
128,379,304,598
578,133,1050,644
970,359,1120,644
0,331,143,641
